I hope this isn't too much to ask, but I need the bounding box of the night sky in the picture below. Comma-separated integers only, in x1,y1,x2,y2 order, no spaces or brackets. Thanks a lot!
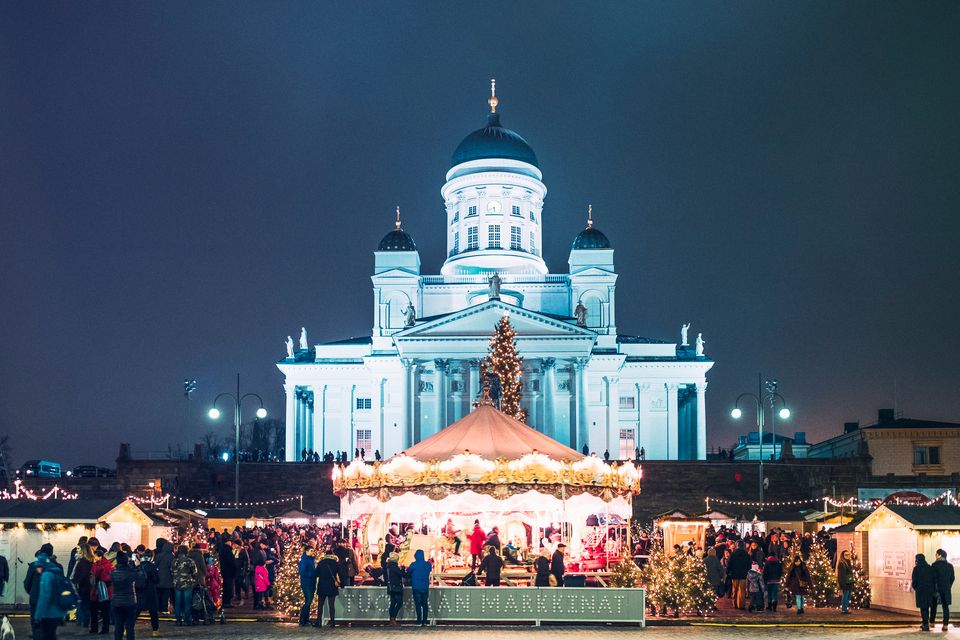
2,1,958,468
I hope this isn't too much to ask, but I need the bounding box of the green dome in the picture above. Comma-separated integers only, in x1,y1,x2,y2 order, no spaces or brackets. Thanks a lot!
572,226,611,250
378,228,417,251
451,113,539,168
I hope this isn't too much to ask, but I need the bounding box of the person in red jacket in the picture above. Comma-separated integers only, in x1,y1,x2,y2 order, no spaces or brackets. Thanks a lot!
468,521,486,569
89,547,115,634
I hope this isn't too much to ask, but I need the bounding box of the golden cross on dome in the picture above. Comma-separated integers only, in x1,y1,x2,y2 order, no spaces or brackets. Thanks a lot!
587,204,593,228
488,78,498,113
395,205,402,230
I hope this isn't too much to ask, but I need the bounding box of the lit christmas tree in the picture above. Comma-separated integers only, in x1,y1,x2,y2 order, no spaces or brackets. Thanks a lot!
640,544,715,617
273,538,310,617
609,555,641,588
848,549,871,609
485,315,524,420
806,537,838,607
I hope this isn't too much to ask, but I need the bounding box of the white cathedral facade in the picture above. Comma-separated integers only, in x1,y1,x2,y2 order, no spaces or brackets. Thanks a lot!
278,86,714,462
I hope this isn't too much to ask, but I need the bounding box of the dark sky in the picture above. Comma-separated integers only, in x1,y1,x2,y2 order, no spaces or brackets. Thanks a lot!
2,1,959,468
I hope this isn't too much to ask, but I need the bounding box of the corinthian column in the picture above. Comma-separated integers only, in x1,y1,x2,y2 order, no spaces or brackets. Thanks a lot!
696,382,708,460
574,357,590,451
541,358,556,439
401,359,415,448
434,359,449,434
284,383,295,461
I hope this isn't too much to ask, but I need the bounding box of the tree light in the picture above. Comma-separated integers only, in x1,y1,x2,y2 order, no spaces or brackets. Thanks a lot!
221,452,229,462
779,407,791,419
256,407,267,419
208,407,221,420
730,407,743,419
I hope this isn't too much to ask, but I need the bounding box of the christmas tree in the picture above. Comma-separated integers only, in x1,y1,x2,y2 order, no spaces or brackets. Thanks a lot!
806,537,838,607
679,552,718,615
273,538,310,617
639,544,715,617
609,556,641,588
485,315,524,420
848,550,871,609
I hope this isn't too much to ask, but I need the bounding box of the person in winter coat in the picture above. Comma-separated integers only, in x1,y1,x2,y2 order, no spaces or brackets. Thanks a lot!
704,548,724,597
836,550,855,614
534,548,552,587
172,546,197,627
188,543,207,589
384,553,404,624
154,539,174,615
34,553,69,640
785,556,812,614
333,539,358,588
483,527,502,553
478,546,504,586
218,540,237,608
297,544,317,626
914,553,937,631
25,543,61,634
932,549,956,630
762,555,783,611
111,552,143,640
90,547,115,633
314,546,341,627
746,562,765,612
407,549,432,626
727,542,752,609
71,544,93,629
233,542,250,605
468,521,486,569
550,544,566,587
136,549,160,636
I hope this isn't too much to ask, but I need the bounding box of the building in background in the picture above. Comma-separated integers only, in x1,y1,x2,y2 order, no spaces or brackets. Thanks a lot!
277,86,714,461
731,431,810,460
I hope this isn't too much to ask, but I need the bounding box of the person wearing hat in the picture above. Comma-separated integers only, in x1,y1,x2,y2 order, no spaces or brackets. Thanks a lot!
383,552,404,625
746,562,764,612
932,549,955,630
26,543,62,637
913,553,937,631
550,543,566,587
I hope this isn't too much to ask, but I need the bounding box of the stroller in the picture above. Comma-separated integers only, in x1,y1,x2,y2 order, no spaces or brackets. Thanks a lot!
191,586,225,625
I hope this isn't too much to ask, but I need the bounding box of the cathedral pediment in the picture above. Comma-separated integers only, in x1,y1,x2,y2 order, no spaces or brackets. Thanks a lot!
395,299,595,339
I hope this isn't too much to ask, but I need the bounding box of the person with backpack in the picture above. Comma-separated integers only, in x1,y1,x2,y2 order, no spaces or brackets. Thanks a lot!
89,547,114,634
136,549,161,636
746,562,764,612
172,546,197,627
762,554,784,611
384,552,404,625
35,551,75,640
111,552,143,640
407,549,432,626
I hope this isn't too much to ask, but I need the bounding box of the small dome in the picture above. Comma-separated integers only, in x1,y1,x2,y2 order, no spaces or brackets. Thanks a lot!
378,229,417,252
452,112,538,168
572,226,611,250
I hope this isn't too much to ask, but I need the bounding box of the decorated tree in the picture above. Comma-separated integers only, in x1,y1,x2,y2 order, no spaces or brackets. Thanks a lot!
848,550,871,609
609,556,641,588
485,315,524,420
806,537,838,607
679,552,718,615
273,537,310,616
640,544,715,617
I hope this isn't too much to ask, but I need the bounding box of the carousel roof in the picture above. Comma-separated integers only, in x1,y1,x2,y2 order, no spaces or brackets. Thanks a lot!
399,404,584,463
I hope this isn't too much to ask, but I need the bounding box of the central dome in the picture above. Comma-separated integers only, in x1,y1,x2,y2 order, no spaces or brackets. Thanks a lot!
451,112,539,168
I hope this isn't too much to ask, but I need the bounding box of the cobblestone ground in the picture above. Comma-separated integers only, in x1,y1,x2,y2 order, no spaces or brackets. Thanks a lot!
3,617,935,640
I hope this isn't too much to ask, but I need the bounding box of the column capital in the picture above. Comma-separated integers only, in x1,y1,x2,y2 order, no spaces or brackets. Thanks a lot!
604,375,620,385
573,357,589,371
434,358,450,372
468,359,481,369
541,357,557,371
696,381,708,393
665,383,680,392
401,358,418,371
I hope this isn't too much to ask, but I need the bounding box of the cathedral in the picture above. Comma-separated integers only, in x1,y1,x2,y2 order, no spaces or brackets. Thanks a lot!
278,84,714,462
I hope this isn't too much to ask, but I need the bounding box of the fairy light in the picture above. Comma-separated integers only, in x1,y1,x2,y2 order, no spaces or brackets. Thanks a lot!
0,480,78,500
708,496,820,508
127,493,303,508
485,314,525,421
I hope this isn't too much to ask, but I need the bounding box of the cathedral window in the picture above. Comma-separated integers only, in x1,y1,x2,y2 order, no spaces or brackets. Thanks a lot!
619,395,635,409
452,231,459,255
529,211,536,222
451,211,459,224
510,226,522,250
467,226,478,250
511,205,521,216
356,429,372,454
530,232,537,256
619,429,636,460
467,205,477,217
356,398,372,410
488,225,501,249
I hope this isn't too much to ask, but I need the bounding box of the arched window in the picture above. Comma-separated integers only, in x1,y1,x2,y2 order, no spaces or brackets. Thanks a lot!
387,292,411,329
581,292,604,328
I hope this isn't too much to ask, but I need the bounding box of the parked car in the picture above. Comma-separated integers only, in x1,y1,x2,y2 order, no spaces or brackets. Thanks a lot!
72,465,99,478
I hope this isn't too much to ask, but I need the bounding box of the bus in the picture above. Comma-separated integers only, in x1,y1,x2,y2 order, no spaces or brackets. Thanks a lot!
19,460,62,478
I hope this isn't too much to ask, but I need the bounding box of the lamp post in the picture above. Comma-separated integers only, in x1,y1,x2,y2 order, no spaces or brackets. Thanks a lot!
730,374,791,504
208,373,267,502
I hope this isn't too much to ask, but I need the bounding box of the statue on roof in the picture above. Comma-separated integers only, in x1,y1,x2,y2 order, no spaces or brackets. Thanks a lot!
299,327,308,351
285,336,294,359
488,273,501,300
575,300,588,327
681,323,690,346
404,302,416,327
695,333,705,357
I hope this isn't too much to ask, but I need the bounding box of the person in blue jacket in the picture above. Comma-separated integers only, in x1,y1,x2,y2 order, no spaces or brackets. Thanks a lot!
407,549,432,626
35,553,69,640
297,542,317,626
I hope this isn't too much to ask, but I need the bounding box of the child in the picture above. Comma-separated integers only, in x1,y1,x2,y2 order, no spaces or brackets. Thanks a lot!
747,562,765,612
253,564,270,610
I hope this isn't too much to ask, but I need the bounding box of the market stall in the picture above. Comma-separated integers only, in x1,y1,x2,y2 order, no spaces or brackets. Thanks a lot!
654,511,710,550
333,399,642,575
855,504,960,613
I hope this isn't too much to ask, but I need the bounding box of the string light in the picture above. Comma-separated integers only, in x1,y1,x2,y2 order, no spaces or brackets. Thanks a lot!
127,493,303,508
485,314,525,421
0,480,78,500
708,490,957,511
707,497,820,507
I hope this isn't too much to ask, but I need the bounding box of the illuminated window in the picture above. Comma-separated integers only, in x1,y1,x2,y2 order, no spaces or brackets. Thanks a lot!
356,398,372,410
619,396,635,409
511,226,522,250
619,429,635,460
451,232,459,256
530,232,537,256
356,429,372,454
512,205,521,216
488,225,501,249
467,226,478,250
529,211,536,222
467,205,477,217
451,211,459,224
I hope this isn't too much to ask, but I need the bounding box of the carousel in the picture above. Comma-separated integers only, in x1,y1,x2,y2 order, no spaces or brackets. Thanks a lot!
333,395,642,582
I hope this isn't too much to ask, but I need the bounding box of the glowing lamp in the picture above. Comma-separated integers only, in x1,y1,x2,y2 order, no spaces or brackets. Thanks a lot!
731,407,743,419
208,408,221,420
256,407,267,419
221,452,229,462
779,407,791,419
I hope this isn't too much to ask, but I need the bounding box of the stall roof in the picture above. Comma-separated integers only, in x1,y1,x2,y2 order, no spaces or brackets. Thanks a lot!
855,505,960,532
398,403,584,462
0,499,149,524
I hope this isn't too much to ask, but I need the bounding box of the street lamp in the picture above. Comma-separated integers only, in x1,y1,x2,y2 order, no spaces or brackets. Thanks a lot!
730,374,791,504
208,373,266,502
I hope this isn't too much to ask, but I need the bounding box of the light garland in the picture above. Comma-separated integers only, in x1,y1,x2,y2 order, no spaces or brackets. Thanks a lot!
0,480,78,500
127,493,303,508
707,497,819,508
707,490,958,512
